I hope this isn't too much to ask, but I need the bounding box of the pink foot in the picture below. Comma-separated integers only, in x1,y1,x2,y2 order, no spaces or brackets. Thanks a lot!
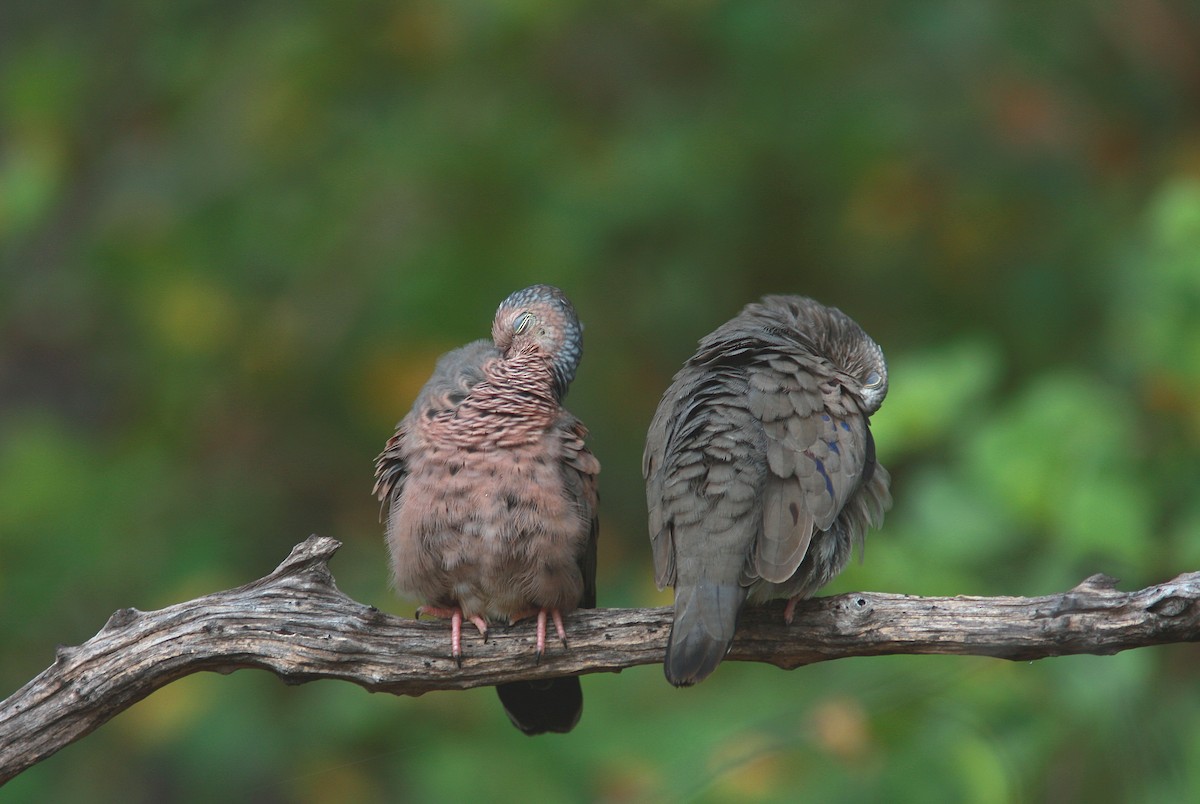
783,597,799,625
537,612,568,667
511,607,570,663
416,605,489,665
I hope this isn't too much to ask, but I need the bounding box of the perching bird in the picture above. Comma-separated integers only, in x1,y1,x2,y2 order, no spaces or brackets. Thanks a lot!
643,296,891,687
373,284,600,734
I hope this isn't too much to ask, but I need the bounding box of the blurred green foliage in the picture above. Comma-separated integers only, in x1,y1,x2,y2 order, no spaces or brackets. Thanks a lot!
3,1,1200,801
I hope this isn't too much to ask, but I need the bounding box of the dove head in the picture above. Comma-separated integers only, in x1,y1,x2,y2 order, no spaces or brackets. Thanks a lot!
492,284,584,399
760,295,889,414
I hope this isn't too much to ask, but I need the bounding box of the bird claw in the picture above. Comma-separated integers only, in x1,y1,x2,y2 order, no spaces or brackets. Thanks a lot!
471,615,490,643
553,609,569,649
535,608,570,660
511,607,571,661
415,605,489,664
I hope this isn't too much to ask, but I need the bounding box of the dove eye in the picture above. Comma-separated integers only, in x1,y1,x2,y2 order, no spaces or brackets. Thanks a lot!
864,370,883,388
513,312,535,335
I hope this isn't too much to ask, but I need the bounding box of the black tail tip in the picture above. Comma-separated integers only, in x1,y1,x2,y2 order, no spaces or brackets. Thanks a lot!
496,677,583,735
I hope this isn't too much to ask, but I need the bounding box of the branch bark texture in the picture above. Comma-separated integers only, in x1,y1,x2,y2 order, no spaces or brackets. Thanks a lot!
2,535,1198,783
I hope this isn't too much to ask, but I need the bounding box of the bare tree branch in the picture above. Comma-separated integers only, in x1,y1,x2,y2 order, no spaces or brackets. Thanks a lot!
2,535,1198,784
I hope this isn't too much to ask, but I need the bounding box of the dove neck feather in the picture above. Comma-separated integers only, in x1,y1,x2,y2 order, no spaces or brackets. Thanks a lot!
426,345,560,449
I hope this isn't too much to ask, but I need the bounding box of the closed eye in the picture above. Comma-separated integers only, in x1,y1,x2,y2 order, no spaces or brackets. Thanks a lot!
864,370,883,388
514,312,535,334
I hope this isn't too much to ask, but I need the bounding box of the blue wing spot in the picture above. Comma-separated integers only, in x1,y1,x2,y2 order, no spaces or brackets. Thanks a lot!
813,457,835,498
826,439,840,455
840,421,851,432
821,414,831,422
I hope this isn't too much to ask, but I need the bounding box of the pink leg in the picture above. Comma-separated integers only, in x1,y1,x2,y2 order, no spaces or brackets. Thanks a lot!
532,608,570,664
783,597,799,625
416,605,489,666
468,614,490,639
551,609,568,647
508,607,571,662
450,609,463,666
535,610,547,661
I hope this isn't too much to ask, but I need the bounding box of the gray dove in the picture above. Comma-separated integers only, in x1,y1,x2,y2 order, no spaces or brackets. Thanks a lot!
643,295,891,686
374,284,600,734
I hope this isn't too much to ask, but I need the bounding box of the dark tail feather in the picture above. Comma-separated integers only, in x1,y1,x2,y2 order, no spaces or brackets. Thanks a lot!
664,583,746,687
495,677,583,735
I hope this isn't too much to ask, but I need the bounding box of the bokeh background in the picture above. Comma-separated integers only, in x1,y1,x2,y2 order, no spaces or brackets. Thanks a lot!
4,2,1200,802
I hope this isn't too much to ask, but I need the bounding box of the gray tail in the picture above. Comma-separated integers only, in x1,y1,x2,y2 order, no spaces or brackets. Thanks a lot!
664,583,746,687
495,678,583,735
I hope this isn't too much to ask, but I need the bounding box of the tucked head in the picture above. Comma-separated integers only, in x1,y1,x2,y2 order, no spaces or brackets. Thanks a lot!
758,295,888,412
492,284,584,398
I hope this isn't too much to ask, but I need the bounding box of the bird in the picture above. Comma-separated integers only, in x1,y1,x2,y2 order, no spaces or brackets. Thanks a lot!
643,295,891,687
373,284,600,734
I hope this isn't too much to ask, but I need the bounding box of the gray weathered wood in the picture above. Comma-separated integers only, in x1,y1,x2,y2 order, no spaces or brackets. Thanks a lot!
1,535,1198,784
